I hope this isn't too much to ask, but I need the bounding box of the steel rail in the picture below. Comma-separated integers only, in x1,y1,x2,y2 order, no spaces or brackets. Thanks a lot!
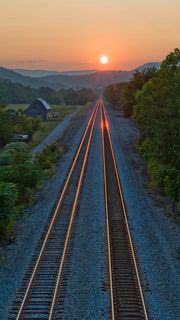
15,101,99,320
48,102,98,319
101,99,148,320
101,105,115,320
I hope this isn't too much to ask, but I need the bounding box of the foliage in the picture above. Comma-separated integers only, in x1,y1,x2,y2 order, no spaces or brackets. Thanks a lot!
104,69,156,116
0,109,13,146
4,142,30,153
122,68,157,117
0,182,18,237
0,161,41,203
35,143,65,172
0,150,15,166
0,141,66,238
134,48,180,200
104,83,126,107
0,106,42,147
12,114,42,136
0,79,97,105
0,103,7,109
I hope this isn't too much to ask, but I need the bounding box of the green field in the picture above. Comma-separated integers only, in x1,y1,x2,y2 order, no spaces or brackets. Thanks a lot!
6,104,80,148
6,104,28,111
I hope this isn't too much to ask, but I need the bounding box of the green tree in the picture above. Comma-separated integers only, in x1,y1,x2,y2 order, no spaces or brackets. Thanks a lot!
134,48,180,200
122,68,157,117
0,182,18,237
104,83,126,107
0,110,13,146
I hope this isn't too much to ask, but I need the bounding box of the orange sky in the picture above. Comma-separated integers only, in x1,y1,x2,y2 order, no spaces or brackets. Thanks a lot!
0,0,180,71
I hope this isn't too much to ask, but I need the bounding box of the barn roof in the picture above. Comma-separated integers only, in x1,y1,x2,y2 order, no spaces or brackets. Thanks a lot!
31,98,51,110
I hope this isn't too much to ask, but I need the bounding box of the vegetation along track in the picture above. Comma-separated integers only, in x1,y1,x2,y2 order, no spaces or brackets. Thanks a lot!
9,101,99,320
101,99,148,320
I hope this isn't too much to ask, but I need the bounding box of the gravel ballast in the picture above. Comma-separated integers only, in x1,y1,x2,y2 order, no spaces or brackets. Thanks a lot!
57,111,109,319
107,107,180,320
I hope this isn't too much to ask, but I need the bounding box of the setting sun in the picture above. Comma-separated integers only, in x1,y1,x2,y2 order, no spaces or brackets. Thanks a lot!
100,56,109,65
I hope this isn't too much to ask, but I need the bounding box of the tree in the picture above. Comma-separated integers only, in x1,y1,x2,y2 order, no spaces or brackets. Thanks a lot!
104,83,126,107
122,68,157,117
0,182,18,237
134,49,180,200
0,110,13,146
161,48,180,71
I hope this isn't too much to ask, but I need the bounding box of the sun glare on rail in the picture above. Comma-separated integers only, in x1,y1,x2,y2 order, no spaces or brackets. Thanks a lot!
105,119,109,130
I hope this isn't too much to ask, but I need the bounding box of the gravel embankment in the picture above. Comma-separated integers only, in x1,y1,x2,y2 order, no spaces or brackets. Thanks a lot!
59,111,109,319
107,107,180,320
0,108,89,320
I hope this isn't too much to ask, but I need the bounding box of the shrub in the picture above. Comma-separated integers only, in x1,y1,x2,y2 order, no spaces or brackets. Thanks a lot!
0,150,15,166
0,162,41,204
5,142,30,153
0,182,18,237
35,143,65,171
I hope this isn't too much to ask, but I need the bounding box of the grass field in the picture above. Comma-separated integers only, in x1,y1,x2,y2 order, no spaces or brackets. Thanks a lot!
6,104,80,148
6,104,28,111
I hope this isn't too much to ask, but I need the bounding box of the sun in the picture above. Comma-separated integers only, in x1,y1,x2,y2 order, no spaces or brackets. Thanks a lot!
100,55,109,65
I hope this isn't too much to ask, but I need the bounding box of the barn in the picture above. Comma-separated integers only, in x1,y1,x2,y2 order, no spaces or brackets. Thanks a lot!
25,98,51,121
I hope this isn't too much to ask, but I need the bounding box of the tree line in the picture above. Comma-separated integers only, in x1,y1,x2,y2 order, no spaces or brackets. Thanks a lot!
104,49,180,201
0,79,97,105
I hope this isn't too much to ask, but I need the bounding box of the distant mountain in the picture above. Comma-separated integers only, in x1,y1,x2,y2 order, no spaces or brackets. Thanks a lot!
0,67,29,83
37,71,132,90
14,69,62,78
0,67,131,90
133,62,161,72
60,70,97,76
14,69,97,78
0,62,160,91
0,67,41,88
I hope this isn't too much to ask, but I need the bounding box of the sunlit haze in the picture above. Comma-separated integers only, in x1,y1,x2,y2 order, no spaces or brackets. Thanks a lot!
0,0,180,71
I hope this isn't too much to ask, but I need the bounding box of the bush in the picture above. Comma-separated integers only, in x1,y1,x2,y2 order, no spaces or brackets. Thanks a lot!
35,143,65,171
0,110,13,146
5,142,30,153
0,150,15,166
0,140,66,239
0,182,18,237
0,162,41,204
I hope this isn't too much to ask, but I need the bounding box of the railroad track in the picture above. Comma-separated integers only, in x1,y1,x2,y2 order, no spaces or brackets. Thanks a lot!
9,101,99,320
9,99,148,320
101,100,148,320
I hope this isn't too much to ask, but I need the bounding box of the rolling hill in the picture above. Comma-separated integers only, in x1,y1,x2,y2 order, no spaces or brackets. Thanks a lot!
13,69,97,77
0,62,160,91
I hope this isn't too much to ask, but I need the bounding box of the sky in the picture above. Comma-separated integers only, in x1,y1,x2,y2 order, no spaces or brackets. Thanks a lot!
0,0,180,71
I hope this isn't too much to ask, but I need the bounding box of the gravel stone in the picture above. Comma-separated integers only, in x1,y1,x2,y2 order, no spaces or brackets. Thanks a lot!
58,111,109,319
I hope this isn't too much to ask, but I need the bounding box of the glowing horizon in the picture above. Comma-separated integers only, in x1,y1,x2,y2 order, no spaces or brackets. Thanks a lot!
0,0,180,71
